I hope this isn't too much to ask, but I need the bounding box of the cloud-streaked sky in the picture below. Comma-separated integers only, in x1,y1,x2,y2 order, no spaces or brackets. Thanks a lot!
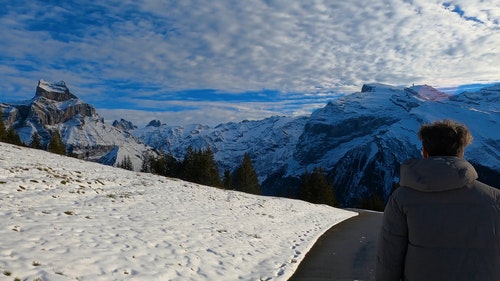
1,0,499,126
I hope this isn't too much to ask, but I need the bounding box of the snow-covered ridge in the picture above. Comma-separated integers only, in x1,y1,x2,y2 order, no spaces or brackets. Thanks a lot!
409,85,450,101
0,142,356,281
35,79,78,102
38,79,68,93
132,115,309,179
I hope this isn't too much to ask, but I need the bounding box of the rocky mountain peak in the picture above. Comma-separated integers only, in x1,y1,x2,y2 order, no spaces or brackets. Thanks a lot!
146,120,162,127
35,79,78,102
3,80,98,137
2,80,156,171
112,119,137,131
406,85,450,101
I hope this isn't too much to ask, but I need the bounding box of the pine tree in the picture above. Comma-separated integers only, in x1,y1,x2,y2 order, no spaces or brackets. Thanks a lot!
47,130,66,155
141,154,151,173
298,167,336,206
298,170,313,202
181,147,221,187
164,153,180,177
199,148,222,187
222,169,233,189
360,193,385,211
30,131,43,149
6,126,22,146
0,109,6,142
118,155,134,171
149,152,181,177
181,146,197,181
233,153,261,195
148,154,163,175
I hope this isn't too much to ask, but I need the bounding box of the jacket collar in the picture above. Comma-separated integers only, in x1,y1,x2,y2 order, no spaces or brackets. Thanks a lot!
400,156,478,192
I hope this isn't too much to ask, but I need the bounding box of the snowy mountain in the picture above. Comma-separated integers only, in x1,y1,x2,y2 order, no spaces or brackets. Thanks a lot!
290,83,499,205
131,116,309,182
0,142,356,281
0,80,156,170
2,80,497,207
131,84,500,206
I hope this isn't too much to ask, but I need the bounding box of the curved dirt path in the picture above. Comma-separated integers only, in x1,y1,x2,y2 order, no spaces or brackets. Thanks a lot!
288,210,383,281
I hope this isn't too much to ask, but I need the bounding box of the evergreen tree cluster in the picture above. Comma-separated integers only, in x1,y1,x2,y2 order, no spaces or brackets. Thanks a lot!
182,147,221,187
0,109,22,146
0,109,5,142
118,155,134,171
232,153,261,195
1,108,67,155
297,167,337,207
359,193,385,211
143,148,261,195
47,130,66,155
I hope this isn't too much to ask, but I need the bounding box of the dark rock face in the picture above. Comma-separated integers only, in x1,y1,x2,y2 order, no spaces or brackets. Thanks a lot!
6,81,96,130
112,119,137,131
295,115,399,165
35,80,78,101
29,99,96,126
146,120,162,127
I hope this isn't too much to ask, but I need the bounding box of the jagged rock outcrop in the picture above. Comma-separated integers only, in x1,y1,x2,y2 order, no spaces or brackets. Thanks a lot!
1,80,156,170
146,120,162,127
35,80,78,101
4,80,97,129
112,119,137,131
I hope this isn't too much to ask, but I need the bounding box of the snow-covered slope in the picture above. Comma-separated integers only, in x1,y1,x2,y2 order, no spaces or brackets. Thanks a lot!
0,142,356,281
0,80,156,170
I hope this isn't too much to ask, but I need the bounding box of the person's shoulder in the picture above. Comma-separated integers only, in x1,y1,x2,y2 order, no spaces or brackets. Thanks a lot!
392,185,418,196
387,186,416,206
471,180,500,202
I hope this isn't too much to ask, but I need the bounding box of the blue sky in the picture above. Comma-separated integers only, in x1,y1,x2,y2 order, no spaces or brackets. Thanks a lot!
0,0,499,126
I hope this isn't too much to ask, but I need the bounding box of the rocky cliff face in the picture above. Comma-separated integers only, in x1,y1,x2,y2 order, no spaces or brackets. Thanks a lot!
3,80,96,130
1,80,155,170
35,80,78,101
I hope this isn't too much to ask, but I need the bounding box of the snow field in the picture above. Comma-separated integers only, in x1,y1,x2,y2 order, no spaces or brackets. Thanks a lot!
0,143,357,280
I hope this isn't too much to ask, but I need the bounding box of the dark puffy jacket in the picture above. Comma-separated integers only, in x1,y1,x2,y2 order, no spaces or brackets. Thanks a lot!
375,157,500,281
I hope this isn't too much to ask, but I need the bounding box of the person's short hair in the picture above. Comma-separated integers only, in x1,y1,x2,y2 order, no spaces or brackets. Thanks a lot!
418,119,473,157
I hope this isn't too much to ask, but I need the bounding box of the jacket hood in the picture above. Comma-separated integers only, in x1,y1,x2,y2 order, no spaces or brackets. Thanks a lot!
400,157,478,192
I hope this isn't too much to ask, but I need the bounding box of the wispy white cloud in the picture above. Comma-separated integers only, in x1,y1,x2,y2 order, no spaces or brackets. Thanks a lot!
1,0,499,125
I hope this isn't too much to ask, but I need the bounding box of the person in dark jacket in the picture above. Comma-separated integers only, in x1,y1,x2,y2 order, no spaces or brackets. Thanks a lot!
375,119,500,281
